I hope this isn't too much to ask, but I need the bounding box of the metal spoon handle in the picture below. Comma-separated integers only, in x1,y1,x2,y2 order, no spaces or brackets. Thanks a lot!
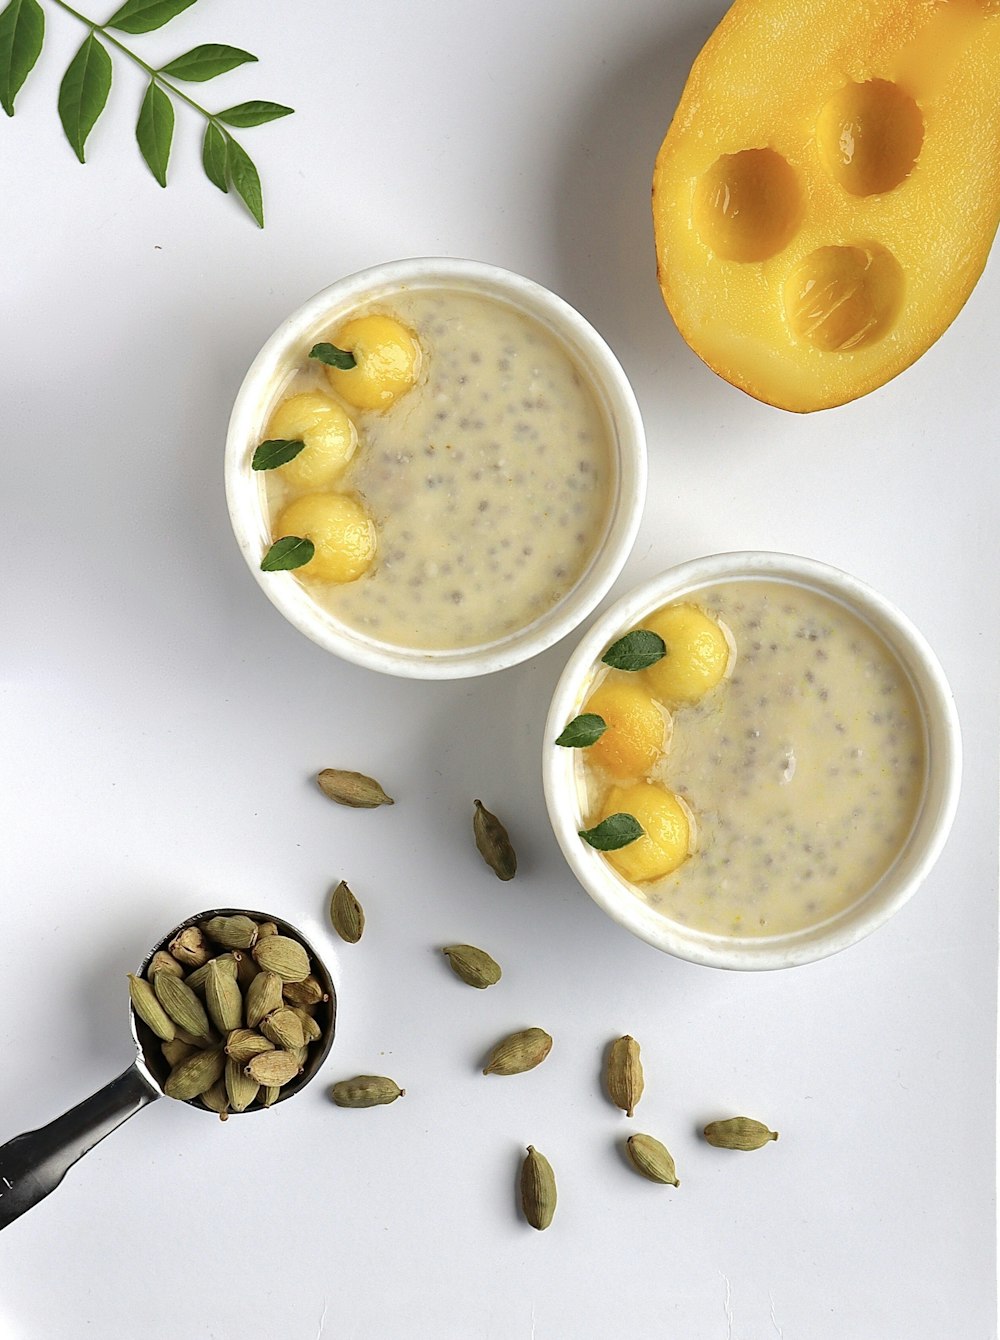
0,1062,159,1231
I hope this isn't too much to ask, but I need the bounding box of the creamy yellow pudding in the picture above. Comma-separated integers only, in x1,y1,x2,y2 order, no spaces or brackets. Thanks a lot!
260,289,615,651
573,581,927,938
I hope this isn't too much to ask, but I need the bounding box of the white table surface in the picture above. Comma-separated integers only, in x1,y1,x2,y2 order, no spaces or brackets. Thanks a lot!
2,1,997,1336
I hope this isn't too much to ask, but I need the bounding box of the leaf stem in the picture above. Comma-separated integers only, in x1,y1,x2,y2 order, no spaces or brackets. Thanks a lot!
48,0,223,126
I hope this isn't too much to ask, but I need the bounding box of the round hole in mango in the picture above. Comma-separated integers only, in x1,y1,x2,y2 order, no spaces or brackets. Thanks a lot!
693,148,803,262
784,243,904,352
817,80,924,197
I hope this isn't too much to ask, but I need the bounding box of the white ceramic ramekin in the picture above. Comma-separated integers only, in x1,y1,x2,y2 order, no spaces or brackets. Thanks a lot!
543,552,962,970
225,258,646,679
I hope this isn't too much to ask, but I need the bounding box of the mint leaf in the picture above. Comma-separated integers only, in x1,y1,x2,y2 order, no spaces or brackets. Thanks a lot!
602,630,666,672
555,713,607,748
261,536,314,572
58,33,112,163
252,438,306,471
310,343,356,370
226,135,263,227
161,44,257,82
217,99,293,128
201,120,228,193
135,79,173,187
579,813,644,851
106,0,197,35
0,0,45,117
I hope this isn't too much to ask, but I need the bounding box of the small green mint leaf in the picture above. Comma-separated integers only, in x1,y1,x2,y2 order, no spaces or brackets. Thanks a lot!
0,0,45,118
252,439,306,471
58,33,112,164
160,44,257,82
555,714,607,748
601,630,666,672
261,536,314,572
309,343,356,370
579,813,644,851
216,99,293,128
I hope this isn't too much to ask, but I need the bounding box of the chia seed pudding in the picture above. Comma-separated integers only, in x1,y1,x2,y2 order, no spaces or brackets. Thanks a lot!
582,580,927,937
264,289,615,650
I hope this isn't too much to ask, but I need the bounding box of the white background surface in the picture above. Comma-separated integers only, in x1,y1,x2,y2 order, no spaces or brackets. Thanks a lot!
1,1,997,1336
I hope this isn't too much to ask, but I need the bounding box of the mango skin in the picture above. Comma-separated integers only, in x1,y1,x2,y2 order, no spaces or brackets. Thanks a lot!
274,493,376,584
600,783,691,883
584,680,666,780
652,0,1000,412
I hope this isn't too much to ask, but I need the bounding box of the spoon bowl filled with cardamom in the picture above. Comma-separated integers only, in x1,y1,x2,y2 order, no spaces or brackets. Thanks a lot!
0,908,336,1232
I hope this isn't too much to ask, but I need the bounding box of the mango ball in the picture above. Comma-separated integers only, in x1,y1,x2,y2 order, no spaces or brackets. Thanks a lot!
264,391,357,490
584,679,667,780
643,603,730,705
274,493,376,584
324,314,421,411
600,782,691,883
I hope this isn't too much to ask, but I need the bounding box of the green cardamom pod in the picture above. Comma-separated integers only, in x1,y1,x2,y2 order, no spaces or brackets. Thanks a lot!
168,925,211,968
186,952,240,995
127,973,175,1043
161,1038,195,1068
146,950,185,981
317,768,394,809
626,1133,679,1185
252,935,310,983
260,1007,305,1052
225,1056,260,1113
703,1117,778,1151
606,1035,644,1117
261,1085,281,1108
224,1028,276,1063
520,1145,556,1230
164,1047,225,1102
246,1049,301,1087
202,915,259,950
483,1027,552,1076
205,960,243,1034
330,1075,404,1108
329,880,365,944
235,949,259,990
246,971,284,1029
282,976,327,1007
201,1079,230,1121
153,971,212,1041
256,921,279,938
473,799,517,881
289,1008,322,1044
442,944,501,989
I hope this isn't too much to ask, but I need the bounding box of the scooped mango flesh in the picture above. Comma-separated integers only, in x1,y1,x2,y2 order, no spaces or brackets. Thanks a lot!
643,604,730,706
652,0,1000,412
600,783,691,883
584,680,666,781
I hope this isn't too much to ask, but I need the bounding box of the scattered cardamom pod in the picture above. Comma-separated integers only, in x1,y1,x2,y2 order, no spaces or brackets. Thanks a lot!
260,1007,305,1052
703,1117,778,1151
201,1078,230,1121
520,1146,557,1230
146,950,185,981
330,1075,405,1108
626,1134,679,1186
245,971,285,1028
202,915,259,951
224,1028,276,1063
252,935,310,983
168,925,211,968
246,1049,301,1087
282,976,328,1007
164,1047,225,1101
256,921,279,938
128,973,176,1043
483,1027,552,1076
225,1057,260,1113
186,952,240,994
161,1038,195,1068
473,799,517,881
606,1035,644,1117
261,1085,281,1108
153,971,212,1041
205,960,243,1034
330,880,365,944
442,944,502,989
316,768,394,809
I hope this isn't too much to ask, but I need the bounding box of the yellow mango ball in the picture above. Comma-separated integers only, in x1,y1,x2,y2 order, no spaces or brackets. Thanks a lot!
600,783,691,883
643,603,730,705
274,494,376,584
264,391,357,489
584,680,666,780
324,314,420,411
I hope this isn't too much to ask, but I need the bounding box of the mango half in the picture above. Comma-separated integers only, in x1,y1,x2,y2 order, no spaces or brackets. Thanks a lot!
652,0,1000,412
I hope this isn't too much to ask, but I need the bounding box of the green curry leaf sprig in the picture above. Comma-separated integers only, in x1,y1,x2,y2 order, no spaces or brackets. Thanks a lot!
0,0,293,226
